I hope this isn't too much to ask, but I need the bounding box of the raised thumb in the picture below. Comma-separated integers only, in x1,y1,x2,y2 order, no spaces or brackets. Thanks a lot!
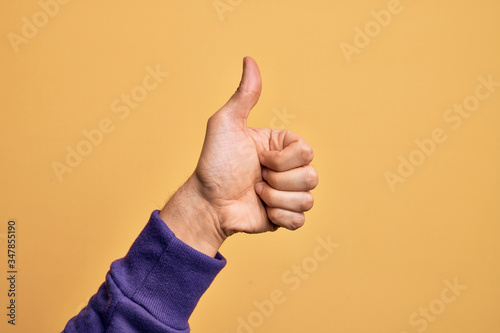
223,56,262,121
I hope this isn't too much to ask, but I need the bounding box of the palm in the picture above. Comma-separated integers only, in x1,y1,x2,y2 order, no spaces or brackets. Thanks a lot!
161,57,316,256
195,114,281,234
193,57,312,237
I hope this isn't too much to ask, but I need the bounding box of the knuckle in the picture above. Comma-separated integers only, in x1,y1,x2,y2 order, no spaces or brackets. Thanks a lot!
301,193,314,211
289,214,305,230
300,144,314,164
304,166,319,189
239,87,261,100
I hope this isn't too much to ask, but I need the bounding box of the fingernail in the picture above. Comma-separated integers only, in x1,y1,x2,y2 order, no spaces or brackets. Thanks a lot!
255,182,264,195
261,168,268,178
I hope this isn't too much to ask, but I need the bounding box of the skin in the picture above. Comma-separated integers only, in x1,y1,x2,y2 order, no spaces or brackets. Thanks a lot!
159,57,318,257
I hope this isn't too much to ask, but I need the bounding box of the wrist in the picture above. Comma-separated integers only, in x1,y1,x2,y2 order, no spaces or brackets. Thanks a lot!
159,175,225,257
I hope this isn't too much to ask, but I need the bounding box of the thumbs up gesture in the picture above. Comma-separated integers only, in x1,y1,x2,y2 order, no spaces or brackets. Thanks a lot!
160,57,318,257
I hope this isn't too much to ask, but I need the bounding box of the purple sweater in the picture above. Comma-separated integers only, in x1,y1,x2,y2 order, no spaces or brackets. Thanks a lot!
63,210,226,332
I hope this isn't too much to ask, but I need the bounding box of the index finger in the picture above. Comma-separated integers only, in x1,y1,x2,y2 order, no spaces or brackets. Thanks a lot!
259,131,314,172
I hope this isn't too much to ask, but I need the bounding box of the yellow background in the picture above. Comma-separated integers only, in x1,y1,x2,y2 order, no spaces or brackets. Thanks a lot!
1,0,499,332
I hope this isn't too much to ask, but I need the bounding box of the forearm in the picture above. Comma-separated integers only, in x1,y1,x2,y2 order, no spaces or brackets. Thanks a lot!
63,210,226,333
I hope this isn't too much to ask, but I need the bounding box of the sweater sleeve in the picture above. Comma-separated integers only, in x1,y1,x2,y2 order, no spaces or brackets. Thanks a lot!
62,210,226,333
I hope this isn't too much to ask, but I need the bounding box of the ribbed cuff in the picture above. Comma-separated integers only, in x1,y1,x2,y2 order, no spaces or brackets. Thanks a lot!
110,210,226,331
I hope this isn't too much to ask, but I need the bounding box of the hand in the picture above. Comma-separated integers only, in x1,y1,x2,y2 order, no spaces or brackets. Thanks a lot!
160,57,318,257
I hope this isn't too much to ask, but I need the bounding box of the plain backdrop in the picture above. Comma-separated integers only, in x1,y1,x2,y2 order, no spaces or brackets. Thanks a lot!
1,0,499,332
